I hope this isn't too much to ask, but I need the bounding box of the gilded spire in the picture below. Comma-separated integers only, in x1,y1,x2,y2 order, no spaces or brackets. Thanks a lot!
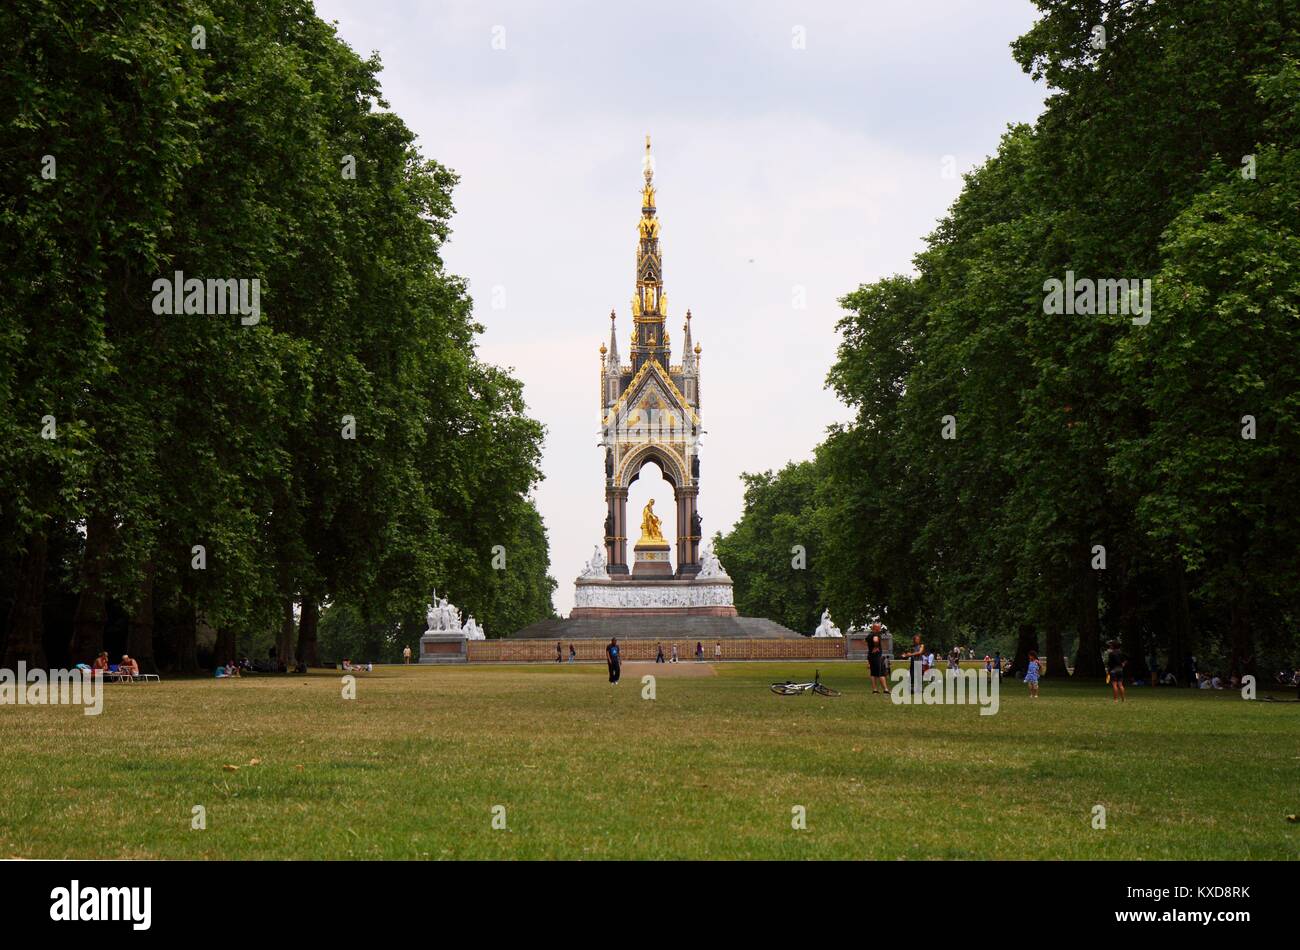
633,135,666,372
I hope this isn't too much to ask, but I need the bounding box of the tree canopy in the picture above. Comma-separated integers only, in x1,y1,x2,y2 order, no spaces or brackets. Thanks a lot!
1,0,555,671
717,1,1300,678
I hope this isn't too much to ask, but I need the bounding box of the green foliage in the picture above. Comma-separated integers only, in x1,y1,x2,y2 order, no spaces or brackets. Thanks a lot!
0,0,554,668
720,3,1300,676
714,462,824,635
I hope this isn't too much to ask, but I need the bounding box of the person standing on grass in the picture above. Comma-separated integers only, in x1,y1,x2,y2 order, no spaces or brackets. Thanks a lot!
402,645,412,665
670,643,679,663
867,627,888,694
695,642,704,661
1024,651,1040,698
568,644,575,663
902,634,926,696
606,637,622,685
1106,641,1127,703
714,641,722,661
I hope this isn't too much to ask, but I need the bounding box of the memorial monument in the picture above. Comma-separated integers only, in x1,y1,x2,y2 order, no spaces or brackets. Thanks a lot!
418,589,483,663
515,137,801,640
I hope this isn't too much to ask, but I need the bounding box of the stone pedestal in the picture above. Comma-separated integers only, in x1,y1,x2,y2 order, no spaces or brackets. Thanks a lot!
631,540,672,577
418,632,468,664
570,575,737,618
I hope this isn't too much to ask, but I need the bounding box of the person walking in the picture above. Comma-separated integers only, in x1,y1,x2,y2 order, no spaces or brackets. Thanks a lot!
568,644,576,663
695,642,704,661
1106,641,1127,703
656,641,665,664
714,641,722,662
670,643,679,663
555,640,563,664
606,637,622,685
1024,651,1041,698
902,634,926,696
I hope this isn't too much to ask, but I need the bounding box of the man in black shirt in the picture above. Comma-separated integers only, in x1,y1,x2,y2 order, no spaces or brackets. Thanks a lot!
606,637,622,685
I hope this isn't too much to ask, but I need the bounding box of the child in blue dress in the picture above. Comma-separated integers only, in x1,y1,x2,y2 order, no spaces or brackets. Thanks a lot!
1024,651,1041,698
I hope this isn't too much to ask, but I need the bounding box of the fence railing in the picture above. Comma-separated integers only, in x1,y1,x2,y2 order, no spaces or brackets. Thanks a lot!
467,638,847,663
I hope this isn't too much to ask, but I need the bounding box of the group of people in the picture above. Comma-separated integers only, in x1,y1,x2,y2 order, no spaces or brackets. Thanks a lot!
653,641,720,663
215,658,251,678
875,632,1137,704
78,652,140,681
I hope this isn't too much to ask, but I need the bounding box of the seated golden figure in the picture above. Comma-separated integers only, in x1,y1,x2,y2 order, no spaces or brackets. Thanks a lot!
638,498,666,544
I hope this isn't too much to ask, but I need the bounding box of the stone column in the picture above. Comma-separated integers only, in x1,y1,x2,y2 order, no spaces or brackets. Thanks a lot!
607,486,629,574
676,484,700,577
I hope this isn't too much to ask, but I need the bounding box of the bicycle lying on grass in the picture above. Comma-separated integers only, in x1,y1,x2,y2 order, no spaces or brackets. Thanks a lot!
769,670,841,697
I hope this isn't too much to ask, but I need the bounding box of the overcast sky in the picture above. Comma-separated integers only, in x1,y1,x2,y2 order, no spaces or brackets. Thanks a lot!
312,0,1047,618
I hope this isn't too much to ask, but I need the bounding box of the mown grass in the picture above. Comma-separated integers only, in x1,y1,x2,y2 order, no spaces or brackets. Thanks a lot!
0,662,1296,859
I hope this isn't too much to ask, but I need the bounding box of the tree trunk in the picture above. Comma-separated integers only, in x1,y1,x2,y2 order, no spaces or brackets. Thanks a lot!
1011,623,1038,678
1166,559,1194,686
277,598,295,668
69,512,114,664
296,597,319,666
1228,594,1253,679
1117,556,1148,681
1072,548,1105,677
1043,627,1069,677
2,529,49,668
127,562,158,675
213,626,236,667
169,604,200,674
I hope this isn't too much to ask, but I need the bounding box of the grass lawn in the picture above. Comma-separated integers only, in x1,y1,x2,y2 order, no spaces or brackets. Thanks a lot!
1,661,1296,859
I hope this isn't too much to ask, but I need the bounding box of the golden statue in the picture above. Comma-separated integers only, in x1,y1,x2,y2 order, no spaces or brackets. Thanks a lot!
639,498,665,543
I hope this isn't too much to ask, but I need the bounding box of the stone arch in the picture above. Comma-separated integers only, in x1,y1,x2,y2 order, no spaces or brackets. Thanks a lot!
618,442,685,491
